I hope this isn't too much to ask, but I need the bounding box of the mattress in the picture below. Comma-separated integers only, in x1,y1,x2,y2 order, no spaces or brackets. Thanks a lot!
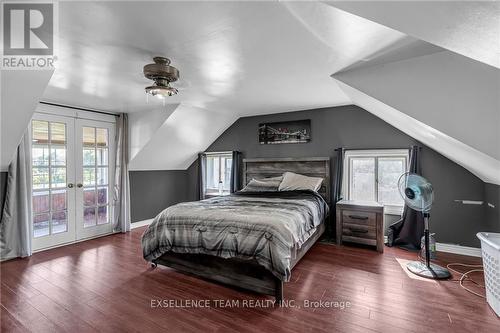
141,190,328,281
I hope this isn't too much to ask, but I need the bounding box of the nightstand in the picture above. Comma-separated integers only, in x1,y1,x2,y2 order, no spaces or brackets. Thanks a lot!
336,200,384,253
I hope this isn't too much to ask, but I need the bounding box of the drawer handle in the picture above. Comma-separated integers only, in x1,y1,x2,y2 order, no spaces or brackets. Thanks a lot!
349,227,368,233
348,215,369,220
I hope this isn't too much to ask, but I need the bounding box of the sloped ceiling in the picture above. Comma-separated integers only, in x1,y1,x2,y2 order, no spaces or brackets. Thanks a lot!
327,2,500,185
2,1,497,185
333,51,500,160
1,70,54,171
38,1,441,171
326,1,500,68
335,79,500,185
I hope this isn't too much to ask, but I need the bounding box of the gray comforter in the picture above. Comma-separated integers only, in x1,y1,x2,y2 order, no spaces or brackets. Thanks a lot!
141,190,328,281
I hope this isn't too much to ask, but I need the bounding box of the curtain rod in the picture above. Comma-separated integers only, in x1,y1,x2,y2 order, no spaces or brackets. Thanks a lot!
343,147,413,151
40,101,120,117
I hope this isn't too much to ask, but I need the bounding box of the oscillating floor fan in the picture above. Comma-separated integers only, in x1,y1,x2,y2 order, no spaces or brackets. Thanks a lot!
398,173,451,279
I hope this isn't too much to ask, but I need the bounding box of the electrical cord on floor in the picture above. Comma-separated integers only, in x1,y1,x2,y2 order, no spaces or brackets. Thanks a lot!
446,263,485,298
417,252,486,298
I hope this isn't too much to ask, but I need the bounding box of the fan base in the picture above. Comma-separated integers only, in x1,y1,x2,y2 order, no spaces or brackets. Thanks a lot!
406,261,451,279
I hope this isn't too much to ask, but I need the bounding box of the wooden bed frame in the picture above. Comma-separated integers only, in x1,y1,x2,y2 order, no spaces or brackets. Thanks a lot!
152,157,331,301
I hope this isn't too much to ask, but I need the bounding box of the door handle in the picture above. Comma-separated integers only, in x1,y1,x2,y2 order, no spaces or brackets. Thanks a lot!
67,183,74,188
77,183,83,188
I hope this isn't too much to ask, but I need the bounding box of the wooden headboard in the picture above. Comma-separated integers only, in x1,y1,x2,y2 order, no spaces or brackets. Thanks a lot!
242,157,331,204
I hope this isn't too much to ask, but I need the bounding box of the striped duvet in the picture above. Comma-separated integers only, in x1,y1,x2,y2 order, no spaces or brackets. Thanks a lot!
141,191,328,281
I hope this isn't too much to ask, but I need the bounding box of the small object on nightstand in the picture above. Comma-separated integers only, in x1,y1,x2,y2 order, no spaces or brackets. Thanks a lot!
336,200,384,253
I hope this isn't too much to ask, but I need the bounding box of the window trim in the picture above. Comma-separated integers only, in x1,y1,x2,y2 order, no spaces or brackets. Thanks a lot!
204,151,233,197
342,149,409,215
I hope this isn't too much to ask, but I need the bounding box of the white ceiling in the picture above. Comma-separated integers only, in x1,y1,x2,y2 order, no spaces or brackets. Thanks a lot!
43,1,441,116
326,1,500,69
37,1,442,170
2,1,497,182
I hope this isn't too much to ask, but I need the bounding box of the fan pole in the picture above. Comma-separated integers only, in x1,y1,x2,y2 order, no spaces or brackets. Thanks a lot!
406,211,451,279
424,212,430,268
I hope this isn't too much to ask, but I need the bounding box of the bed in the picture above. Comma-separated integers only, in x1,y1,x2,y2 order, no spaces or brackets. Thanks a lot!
142,157,331,301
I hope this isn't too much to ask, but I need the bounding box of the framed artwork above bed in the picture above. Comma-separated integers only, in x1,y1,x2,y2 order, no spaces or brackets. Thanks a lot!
259,119,311,144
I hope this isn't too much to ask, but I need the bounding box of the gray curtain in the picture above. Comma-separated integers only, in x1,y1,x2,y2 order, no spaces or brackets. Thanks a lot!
1,132,32,259
331,148,344,238
230,151,241,193
197,153,206,200
387,145,424,249
112,113,131,233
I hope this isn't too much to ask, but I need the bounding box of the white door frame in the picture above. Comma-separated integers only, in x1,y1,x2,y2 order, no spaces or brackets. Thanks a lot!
30,105,117,250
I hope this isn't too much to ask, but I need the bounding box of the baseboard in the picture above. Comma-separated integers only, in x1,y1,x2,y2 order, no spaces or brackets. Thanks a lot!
131,219,154,229
436,243,482,258
383,236,482,258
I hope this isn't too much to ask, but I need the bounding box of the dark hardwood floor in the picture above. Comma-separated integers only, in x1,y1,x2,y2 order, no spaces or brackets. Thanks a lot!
1,227,497,332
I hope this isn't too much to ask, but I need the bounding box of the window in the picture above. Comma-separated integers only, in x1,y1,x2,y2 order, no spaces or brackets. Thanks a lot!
343,150,409,215
205,152,232,196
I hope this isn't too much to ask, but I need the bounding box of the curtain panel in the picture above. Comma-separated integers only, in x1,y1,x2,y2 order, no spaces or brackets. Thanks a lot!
230,151,242,193
331,148,345,238
387,145,424,249
0,131,32,260
197,153,207,200
112,113,131,233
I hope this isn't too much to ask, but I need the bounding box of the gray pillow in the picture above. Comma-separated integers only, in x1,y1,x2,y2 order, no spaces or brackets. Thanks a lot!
240,176,283,192
278,172,323,192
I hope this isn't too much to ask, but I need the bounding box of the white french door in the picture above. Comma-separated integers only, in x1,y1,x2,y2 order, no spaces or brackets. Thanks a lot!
75,119,115,240
31,114,115,250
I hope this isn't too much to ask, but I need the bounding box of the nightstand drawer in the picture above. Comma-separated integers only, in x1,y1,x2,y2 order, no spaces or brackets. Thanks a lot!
342,222,376,239
342,236,377,247
336,200,384,253
342,210,376,227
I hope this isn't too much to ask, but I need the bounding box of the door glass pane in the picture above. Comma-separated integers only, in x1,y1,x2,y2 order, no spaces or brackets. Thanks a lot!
97,206,108,225
378,158,405,206
52,211,68,234
83,148,95,166
50,167,66,188
350,158,375,201
96,128,108,147
97,167,108,185
33,213,50,237
32,120,49,144
31,120,70,240
83,127,95,146
84,188,96,206
97,186,108,205
33,146,49,166
51,189,67,211
50,123,66,144
84,207,96,228
83,168,95,186
96,148,108,166
50,147,66,166
33,167,50,189
33,191,50,214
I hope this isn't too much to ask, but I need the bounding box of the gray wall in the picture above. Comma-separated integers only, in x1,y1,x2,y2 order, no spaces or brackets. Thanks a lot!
484,183,500,231
130,170,188,223
185,105,499,247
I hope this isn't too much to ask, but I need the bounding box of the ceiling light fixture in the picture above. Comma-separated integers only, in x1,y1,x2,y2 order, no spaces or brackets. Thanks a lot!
143,57,179,98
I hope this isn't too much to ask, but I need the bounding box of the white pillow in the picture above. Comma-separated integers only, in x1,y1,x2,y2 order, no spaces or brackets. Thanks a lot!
278,172,323,192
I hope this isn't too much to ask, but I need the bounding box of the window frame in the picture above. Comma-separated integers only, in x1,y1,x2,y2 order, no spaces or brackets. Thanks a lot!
342,149,409,215
204,151,233,197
